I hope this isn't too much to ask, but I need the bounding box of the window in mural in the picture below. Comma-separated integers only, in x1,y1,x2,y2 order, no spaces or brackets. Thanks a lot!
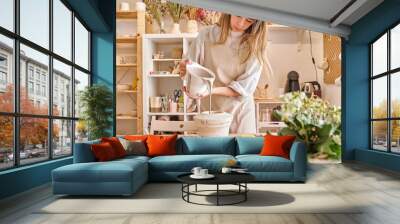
0,0,91,170
370,23,400,153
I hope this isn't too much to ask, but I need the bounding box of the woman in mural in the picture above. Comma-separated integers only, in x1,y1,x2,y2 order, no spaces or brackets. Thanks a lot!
179,14,267,134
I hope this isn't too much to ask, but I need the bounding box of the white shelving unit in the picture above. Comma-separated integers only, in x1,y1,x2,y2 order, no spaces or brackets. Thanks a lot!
255,98,286,134
142,33,198,134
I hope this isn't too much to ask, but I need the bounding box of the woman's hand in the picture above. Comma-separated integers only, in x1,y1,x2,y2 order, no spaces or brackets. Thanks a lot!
179,59,191,78
182,86,209,99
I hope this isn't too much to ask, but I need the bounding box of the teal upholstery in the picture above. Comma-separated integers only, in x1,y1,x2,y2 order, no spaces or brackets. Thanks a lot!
73,140,100,163
236,155,293,172
178,136,236,155
149,154,234,172
235,137,264,154
289,141,308,181
52,157,148,195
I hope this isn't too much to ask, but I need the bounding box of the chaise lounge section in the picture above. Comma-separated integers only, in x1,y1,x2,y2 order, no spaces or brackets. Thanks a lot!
52,136,307,196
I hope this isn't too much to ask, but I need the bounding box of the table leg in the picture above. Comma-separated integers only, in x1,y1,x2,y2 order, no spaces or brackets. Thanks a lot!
216,184,219,206
187,184,190,202
245,183,248,201
195,184,198,192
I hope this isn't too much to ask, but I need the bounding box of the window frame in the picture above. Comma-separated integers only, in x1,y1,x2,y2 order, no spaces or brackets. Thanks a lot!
0,0,92,171
370,21,400,154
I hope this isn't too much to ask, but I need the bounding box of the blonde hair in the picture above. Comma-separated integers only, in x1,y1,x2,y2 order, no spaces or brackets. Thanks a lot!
217,14,267,64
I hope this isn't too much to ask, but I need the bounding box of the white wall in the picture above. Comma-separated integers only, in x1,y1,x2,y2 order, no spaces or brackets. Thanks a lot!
261,29,341,107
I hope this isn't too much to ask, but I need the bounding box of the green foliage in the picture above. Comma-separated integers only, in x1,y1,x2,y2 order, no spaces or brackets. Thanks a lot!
79,84,113,140
275,92,342,160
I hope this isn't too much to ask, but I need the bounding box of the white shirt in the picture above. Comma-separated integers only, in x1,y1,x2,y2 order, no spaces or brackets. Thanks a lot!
185,25,262,134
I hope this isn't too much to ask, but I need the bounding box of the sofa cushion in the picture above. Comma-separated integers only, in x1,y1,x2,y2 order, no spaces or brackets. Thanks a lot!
147,135,177,157
115,155,150,163
53,158,147,183
119,138,147,156
101,137,127,158
149,154,235,172
260,135,296,159
236,137,264,155
124,135,148,143
91,142,118,161
236,155,293,172
179,137,236,155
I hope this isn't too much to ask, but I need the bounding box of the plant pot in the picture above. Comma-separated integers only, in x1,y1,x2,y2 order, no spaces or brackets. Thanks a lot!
307,144,320,154
170,23,181,34
158,21,166,34
186,19,198,33
146,23,153,34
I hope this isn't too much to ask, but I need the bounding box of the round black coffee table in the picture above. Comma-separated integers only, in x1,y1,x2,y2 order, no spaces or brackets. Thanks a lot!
177,173,255,206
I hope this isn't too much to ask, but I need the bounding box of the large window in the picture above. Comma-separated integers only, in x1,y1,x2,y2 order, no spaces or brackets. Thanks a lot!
0,0,91,170
370,23,400,153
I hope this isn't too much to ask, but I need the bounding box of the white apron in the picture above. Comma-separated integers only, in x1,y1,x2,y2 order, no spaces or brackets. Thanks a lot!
186,26,262,134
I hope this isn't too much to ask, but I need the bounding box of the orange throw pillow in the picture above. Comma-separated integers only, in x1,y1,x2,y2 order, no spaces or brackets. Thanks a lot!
146,134,177,157
91,142,117,162
101,137,126,158
260,135,296,159
124,135,148,143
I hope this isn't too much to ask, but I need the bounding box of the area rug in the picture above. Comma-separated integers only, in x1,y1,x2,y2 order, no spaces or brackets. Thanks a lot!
37,183,361,214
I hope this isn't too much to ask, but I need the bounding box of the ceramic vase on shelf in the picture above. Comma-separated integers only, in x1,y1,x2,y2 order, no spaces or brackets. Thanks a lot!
119,2,130,12
158,21,166,34
187,19,198,33
135,2,146,12
170,23,181,34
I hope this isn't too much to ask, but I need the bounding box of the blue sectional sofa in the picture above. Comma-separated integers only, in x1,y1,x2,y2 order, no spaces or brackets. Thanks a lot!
52,136,307,196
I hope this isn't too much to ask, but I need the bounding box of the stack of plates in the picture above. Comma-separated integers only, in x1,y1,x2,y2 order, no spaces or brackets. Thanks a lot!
190,174,215,179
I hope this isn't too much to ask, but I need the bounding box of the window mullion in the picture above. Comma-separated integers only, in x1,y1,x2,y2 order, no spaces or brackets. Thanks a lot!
387,31,390,152
71,10,76,154
48,0,54,160
13,0,20,167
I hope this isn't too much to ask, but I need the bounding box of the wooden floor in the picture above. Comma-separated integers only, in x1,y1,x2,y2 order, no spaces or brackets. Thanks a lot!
1,162,400,224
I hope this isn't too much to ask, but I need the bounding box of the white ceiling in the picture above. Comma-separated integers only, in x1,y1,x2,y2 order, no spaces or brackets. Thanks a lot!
226,0,352,22
171,0,384,38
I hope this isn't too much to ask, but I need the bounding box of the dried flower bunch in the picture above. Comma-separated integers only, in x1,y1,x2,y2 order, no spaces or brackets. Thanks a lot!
166,2,186,23
143,0,167,26
144,0,221,26
194,8,221,25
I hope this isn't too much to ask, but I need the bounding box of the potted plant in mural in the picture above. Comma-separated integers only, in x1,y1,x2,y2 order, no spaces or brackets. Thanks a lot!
166,1,185,33
274,92,342,160
144,0,167,33
184,7,220,32
79,84,113,140
185,7,198,33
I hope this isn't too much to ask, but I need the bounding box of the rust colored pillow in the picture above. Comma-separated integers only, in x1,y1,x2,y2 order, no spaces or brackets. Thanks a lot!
91,142,117,162
101,137,126,158
260,135,296,159
124,135,148,143
146,134,177,157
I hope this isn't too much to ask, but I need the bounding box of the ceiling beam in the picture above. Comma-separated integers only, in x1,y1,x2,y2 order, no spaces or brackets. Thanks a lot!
330,0,368,27
171,0,351,37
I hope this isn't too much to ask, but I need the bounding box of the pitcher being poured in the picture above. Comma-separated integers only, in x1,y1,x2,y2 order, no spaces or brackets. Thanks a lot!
182,62,215,113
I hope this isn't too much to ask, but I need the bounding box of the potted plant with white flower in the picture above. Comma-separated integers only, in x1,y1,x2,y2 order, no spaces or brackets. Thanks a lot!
274,92,342,160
